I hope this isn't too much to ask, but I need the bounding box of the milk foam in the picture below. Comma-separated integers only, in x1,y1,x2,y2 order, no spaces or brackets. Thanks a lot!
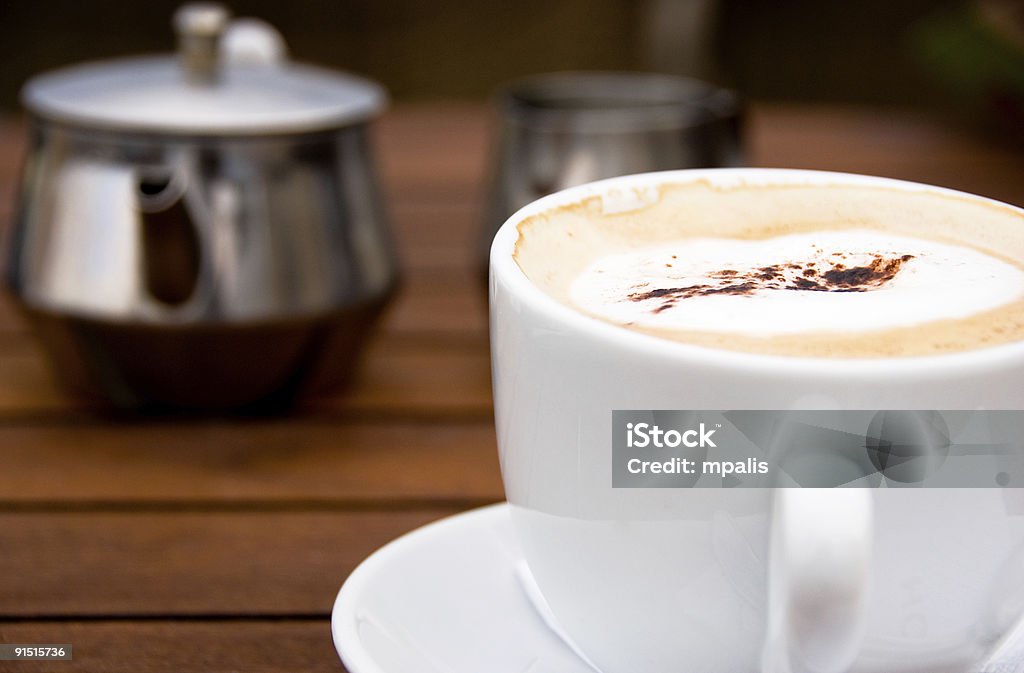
569,230,1024,336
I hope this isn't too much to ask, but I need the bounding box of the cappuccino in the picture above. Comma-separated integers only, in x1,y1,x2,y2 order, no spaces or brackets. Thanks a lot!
513,180,1024,357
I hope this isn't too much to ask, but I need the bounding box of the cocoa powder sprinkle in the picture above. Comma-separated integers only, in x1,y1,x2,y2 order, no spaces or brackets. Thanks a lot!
628,252,915,305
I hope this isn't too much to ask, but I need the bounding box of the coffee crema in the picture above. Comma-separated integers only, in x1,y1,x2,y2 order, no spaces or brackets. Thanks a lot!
513,181,1024,357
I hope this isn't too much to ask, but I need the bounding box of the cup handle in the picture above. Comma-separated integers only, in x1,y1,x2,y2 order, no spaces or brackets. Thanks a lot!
763,488,873,673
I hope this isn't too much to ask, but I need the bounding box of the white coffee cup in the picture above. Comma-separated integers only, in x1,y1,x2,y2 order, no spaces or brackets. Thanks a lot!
489,168,1024,673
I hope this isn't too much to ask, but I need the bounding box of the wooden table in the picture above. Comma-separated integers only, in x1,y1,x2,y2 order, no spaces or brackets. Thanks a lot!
0,103,1022,672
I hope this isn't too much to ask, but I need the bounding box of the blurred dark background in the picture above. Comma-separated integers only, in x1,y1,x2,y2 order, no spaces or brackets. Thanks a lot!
0,1,986,103
2,0,1023,134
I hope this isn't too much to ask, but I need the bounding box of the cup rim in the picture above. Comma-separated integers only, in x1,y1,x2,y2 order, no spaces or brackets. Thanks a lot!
489,167,1024,378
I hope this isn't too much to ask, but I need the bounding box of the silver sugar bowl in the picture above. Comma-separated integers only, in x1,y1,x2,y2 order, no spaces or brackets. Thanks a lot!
6,4,399,411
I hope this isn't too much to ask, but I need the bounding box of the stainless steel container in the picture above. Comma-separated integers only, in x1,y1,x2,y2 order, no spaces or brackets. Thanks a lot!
6,4,398,411
481,72,744,275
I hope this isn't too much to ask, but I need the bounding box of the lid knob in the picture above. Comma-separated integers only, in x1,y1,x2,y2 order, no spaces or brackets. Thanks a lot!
223,18,288,66
173,3,231,85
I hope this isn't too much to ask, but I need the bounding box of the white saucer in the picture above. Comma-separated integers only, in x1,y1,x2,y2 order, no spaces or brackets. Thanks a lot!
332,503,597,673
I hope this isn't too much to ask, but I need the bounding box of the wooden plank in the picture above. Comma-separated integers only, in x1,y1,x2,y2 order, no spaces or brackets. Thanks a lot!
0,299,22,332
0,510,473,616
0,620,343,673
386,274,487,336
749,105,1024,207
389,202,486,274
0,333,493,420
315,334,492,418
373,102,490,206
0,119,25,187
0,420,501,503
384,266,487,337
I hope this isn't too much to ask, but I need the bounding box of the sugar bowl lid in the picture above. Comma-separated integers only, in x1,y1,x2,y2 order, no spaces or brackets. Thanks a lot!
21,3,387,136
